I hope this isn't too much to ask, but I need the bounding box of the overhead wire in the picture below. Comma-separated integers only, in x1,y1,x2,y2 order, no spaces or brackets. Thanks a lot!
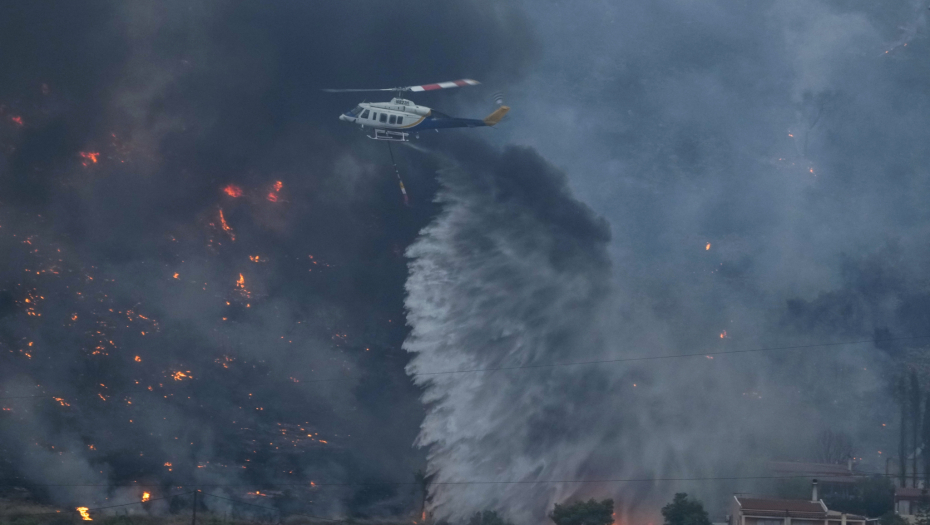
0,473,901,488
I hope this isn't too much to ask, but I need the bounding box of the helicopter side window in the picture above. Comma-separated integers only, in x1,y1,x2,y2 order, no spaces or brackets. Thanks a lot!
397,116,404,125
389,115,397,125
379,113,387,123
361,110,369,119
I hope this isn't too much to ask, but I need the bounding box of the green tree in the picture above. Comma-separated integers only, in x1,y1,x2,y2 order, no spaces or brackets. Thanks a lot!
824,475,894,518
879,512,908,525
916,503,930,525
661,493,711,525
550,499,614,525
469,510,514,525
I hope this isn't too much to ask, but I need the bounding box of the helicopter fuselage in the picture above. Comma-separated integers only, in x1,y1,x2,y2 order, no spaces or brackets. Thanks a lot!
339,98,507,141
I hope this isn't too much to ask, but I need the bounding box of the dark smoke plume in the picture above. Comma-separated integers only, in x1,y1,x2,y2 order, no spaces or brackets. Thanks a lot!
0,0,534,518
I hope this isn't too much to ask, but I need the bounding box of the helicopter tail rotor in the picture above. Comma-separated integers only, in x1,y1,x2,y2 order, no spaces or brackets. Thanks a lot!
483,106,510,126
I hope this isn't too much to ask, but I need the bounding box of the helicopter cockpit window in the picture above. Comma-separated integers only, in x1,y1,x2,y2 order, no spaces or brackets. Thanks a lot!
361,110,369,119
379,113,387,123
352,105,364,116
389,115,397,125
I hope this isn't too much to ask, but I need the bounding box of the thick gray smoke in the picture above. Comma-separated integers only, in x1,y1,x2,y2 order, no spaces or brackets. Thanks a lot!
0,0,533,517
405,143,894,523
411,0,930,520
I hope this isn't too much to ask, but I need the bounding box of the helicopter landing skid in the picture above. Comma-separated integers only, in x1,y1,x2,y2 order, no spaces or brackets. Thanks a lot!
369,129,409,142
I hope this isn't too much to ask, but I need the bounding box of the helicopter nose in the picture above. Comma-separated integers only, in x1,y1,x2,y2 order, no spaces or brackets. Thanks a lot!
339,114,349,122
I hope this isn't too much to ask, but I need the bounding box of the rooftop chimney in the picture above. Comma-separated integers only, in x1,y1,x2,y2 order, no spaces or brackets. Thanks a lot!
812,479,819,502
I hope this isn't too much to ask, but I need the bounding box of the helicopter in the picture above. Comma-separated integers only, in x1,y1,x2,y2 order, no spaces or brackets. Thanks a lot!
323,79,509,142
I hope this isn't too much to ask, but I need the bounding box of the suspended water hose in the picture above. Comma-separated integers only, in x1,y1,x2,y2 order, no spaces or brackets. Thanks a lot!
387,142,409,206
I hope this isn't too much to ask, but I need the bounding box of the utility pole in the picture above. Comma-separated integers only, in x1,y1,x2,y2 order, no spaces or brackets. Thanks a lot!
192,490,198,525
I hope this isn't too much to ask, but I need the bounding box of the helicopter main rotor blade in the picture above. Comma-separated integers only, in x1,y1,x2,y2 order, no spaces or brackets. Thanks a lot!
322,79,480,94
321,88,400,93
408,79,479,92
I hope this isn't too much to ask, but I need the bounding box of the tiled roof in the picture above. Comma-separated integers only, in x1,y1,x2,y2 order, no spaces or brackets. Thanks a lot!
895,487,930,498
735,497,826,515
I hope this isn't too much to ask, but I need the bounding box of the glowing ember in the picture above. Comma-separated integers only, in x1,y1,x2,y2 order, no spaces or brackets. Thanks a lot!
171,371,192,381
10,116,23,126
218,208,235,240
223,184,243,198
78,152,100,166
77,507,92,521
249,255,260,262
705,242,711,250
134,356,141,362
266,192,279,202
173,272,179,279
719,330,727,339
141,492,150,502
273,181,283,192
52,397,70,407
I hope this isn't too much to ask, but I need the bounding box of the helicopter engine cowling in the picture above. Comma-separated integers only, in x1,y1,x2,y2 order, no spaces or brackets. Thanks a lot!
406,106,431,116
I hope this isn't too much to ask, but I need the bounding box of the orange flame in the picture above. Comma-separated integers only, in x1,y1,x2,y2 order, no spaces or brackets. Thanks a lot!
78,152,100,166
705,242,711,250
218,209,235,241
223,184,243,198
719,330,727,339
134,356,141,362
77,507,92,521
141,492,150,502
171,371,191,381
53,397,70,407
266,192,279,202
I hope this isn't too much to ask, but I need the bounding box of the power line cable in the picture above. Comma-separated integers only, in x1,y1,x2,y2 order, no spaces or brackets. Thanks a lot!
0,473,900,488
1,334,925,400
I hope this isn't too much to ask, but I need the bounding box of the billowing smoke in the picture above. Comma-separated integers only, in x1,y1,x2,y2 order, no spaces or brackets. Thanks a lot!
0,0,533,518
403,1,930,522
404,146,894,523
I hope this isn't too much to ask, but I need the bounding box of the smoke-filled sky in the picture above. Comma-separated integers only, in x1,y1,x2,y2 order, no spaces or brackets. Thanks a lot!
1,1,929,523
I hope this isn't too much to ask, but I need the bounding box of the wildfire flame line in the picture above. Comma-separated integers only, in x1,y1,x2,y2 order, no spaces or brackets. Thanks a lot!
218,209,235,241
77,507,92,520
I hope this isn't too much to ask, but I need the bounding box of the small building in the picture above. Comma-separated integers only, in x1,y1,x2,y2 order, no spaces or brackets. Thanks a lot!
894,487,929,518
730,482,867,525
